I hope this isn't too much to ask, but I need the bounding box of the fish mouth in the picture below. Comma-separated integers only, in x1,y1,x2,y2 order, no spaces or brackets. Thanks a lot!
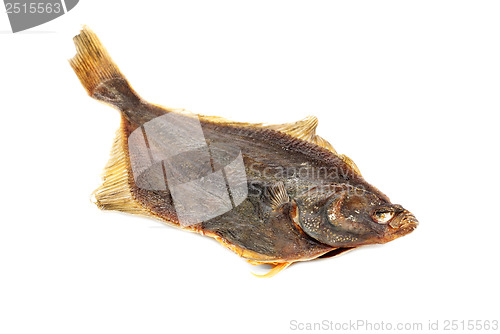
387,211,418,239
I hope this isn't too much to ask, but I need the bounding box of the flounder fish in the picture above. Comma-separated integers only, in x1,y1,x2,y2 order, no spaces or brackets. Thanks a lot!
70,26,418,277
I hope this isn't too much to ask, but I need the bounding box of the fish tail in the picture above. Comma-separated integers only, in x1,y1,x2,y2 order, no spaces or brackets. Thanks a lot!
69,26,141,110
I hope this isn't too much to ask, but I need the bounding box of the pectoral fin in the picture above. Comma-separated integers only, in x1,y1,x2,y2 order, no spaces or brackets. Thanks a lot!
262,181,290,210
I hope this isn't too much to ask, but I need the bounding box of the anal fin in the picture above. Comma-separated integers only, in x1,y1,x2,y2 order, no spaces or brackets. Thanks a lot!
92,118,150,216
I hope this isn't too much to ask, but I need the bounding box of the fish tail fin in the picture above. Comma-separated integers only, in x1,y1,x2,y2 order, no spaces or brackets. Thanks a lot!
69,26,141,109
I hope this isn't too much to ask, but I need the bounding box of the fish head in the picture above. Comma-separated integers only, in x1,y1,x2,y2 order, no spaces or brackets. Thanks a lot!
293,184,418,247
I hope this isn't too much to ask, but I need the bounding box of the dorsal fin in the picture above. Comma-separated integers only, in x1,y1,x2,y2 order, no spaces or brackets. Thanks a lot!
198,114,336,151
264,116,337,154
263,182,290,209
339,154,362,177
261,116,362,176
195,113,362,177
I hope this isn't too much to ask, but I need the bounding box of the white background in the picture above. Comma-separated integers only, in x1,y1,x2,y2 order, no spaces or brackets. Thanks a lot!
1,1,499,333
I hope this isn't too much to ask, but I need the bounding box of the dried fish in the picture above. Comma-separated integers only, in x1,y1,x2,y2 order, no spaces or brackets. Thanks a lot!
70,26,418,277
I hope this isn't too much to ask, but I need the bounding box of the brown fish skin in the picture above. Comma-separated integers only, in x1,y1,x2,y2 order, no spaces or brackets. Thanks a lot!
70,26,417,276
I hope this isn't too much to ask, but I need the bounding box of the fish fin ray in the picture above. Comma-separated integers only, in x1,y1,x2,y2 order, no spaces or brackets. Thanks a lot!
263,181,290,209
339,154,362,177
265,115,339,154
252,262,291,278
92,119,151,216
69,25,125,96
93,119,181,228
70,25,142,111
266,115,318,140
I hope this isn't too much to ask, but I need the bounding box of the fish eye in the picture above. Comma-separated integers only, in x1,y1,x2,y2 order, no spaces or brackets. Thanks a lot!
372,209,395,224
